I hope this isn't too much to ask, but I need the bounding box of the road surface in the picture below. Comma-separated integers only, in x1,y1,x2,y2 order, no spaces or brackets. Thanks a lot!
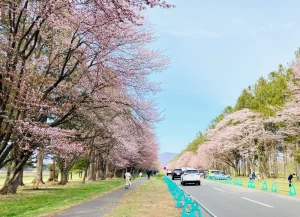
173,178,300,217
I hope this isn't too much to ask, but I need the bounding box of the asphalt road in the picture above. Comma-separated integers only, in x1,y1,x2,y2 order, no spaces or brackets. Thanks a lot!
173,178,300,217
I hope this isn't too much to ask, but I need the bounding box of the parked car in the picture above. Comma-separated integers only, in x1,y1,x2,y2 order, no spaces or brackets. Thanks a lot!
221,172,231,179
198,169,205,177
181,168,201,186
208,170,230,180
207,170,220,179
172,168,183,180
166,169,173,176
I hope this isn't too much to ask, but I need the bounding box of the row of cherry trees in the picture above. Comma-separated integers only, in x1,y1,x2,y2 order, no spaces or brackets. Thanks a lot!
168,55,300,179
0,0,172,194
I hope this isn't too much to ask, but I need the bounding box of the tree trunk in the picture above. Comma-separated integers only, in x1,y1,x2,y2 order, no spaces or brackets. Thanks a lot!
57,154,81,185
100,159,106,180
283,145,288,179
60,171,68,185
48,160,57,182
296,142,300,181
247,157,253,175
273,145,279,178
244,157,247,176
33,149,44,184
82,150,92,184
0,155,30,194
82,166,88,184
113,168,117,178
0,173,20,194
19,168,24,186
96,152,101,179
105,161,110,179
88,149,95,181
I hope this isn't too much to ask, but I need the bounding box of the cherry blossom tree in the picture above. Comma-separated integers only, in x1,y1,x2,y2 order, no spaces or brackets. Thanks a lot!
0,0,171,194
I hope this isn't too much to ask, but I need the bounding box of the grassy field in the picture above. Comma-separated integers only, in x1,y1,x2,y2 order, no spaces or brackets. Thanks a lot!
0,177,125,217
211,177,300,197
105,174,181,217
236,177,299,196
0,171,83,186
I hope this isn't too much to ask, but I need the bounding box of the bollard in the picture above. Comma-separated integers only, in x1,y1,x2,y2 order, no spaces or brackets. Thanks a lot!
261,181,268,191
173,188,183,200
175,193,185,208
182,195,194,217
225,178,232,185
234,178,242,186
248,179,256,189
189,202,203,217
288,184,297,196
271,182,278,193
234,178,238,186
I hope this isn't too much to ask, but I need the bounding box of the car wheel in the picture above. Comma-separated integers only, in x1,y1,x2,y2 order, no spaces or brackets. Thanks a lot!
198,181,201,186
172,177,174,180
182,181,186,186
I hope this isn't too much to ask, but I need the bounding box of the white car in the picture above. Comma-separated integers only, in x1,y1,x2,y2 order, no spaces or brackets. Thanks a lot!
181,168,201,186
166,169,173,176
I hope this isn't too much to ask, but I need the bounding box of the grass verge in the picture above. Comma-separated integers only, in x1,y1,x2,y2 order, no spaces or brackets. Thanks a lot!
211,177,300,197
237,177,299,197
0,178,124,217
105,174,181,217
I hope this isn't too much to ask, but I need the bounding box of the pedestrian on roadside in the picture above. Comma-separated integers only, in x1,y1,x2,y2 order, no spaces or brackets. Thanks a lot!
257,174,261,181
288,173,296,187
146,170,151,180
139,171,142,180
252,172,256,180
125,170,131,189
249,173,252,180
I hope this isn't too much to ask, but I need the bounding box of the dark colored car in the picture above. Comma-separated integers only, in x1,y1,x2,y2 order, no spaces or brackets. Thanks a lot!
198,170,204,176
172,168,183,180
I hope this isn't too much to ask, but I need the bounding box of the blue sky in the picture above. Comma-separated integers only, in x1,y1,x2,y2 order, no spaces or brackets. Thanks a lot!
146,0,300,153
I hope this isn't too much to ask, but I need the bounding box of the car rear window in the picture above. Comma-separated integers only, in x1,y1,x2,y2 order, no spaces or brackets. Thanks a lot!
212,171,220,174
186,170,198,174
174,169,182,172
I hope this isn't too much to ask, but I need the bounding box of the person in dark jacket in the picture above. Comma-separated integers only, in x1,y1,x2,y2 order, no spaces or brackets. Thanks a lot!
288,173,296,187
252,172,256,180
146,170,151,180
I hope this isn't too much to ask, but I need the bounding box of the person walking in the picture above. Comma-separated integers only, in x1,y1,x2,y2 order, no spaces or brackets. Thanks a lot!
139,171,142,180
125,170,131,189
288,173,296,187
257,174,261,181
146,170,151,180
249,173,252,180
252,172,256,180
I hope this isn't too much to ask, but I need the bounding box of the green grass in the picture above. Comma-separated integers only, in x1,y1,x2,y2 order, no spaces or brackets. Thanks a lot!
236,177,300,196
105,174,180,217
0,171,83,186
211,177,300,197
0,178,124,217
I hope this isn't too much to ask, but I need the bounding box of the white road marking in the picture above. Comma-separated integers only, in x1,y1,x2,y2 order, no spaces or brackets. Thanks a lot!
213,187,225,192
241,197,274,208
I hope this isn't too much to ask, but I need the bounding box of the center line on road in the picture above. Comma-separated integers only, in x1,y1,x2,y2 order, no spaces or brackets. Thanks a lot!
213,187,225,192
241,197,274,208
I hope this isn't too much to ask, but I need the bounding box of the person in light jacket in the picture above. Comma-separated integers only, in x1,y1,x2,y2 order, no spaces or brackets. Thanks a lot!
125,170,131,189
